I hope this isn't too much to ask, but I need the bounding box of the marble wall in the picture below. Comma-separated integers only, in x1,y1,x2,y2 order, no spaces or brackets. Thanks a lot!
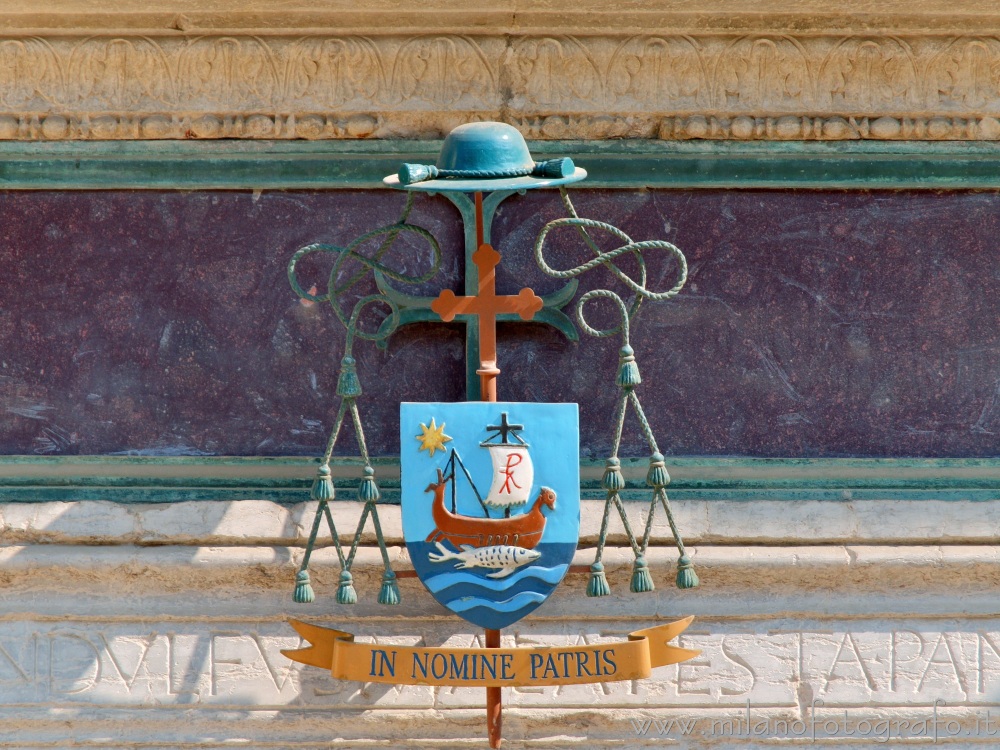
2,189,998,458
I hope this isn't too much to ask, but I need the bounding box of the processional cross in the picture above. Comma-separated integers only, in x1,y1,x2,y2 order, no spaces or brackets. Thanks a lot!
430,194,543,400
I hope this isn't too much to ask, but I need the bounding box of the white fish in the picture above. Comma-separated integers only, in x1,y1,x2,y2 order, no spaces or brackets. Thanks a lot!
428,542,540,579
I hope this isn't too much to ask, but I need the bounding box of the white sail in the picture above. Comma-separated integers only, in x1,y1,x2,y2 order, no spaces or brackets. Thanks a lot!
484,444,533,508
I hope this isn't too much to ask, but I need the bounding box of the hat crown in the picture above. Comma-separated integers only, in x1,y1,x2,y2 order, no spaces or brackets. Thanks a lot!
435,122,534,173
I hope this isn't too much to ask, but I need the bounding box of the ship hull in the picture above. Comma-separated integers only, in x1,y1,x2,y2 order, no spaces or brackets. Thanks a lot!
427,483,546,549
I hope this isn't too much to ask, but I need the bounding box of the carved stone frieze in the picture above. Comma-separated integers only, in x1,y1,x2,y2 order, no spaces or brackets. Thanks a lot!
4,33,1000,140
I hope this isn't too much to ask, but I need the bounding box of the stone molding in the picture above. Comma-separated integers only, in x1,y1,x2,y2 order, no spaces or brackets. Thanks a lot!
4,2,1000,141
3,456,997,508
3,544,998,617
3,540,999,748
3,497,1000,547
7,2,999,34
1,140,1000,189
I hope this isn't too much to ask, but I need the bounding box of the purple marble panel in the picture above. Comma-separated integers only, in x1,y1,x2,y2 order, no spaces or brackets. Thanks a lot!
0,189,997,457
492,190,1000,458
0,191,465,457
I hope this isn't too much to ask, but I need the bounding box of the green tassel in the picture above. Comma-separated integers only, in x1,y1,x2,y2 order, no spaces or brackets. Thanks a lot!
336,569,358,604
336,356,363,398
358,466,380,502
587,561,611,597
398,163,438,185
676,554,700,589
630,556,655,593
616,345,641,389
646,452,670,488
602,457,626,492
311,465,336,502
378,569,400,605
293,570,315,603
532,157,575,179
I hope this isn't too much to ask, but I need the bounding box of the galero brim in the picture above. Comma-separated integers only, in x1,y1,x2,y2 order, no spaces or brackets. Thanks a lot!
383,167,587,193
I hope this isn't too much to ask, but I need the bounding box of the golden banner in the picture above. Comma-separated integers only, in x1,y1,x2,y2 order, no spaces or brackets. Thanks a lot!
282,616,699,687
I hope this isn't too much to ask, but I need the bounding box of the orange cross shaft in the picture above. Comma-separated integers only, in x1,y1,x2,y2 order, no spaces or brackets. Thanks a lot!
432,194,529,748
430,196,542,401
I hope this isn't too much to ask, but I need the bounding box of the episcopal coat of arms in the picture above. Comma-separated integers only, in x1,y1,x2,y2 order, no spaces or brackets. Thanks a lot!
401,402,580,629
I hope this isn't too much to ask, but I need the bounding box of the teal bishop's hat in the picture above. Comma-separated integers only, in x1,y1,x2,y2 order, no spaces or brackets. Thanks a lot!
384,121,587,193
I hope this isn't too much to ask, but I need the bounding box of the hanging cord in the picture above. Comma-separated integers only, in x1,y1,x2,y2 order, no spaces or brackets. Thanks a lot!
288,193,441,356
288,194,441,605
534,188,697,595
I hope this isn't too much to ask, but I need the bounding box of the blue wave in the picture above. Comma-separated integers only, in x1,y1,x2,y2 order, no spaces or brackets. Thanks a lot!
423,564,568,594
406,541,577,629
448,590,547,613
434,576,561,606
452,604,543,624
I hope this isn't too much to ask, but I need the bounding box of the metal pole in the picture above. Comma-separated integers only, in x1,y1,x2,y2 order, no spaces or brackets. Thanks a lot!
486,627,502,748
475,190,484,248
475,190,503,749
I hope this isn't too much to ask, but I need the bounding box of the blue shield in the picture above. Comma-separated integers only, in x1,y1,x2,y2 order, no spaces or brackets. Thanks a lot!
401,402,579,630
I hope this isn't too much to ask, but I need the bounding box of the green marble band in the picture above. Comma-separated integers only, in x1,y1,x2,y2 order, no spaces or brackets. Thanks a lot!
3,140,1000,190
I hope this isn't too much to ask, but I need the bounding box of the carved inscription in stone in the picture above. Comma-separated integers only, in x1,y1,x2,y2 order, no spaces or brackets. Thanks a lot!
0,623,301,704
4,620,1000,710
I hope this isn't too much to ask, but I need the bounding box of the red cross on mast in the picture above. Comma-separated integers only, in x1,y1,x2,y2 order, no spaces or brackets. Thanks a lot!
430,193,543,401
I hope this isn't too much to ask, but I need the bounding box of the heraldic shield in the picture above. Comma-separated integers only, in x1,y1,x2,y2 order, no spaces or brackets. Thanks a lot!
401,402,580,630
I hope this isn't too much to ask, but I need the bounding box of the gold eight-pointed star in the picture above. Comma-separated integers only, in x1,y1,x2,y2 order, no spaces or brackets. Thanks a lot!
415,418,452,457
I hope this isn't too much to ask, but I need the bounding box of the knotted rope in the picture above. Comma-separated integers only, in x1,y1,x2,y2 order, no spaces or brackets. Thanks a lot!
287,193,441,605
534,188,698,595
